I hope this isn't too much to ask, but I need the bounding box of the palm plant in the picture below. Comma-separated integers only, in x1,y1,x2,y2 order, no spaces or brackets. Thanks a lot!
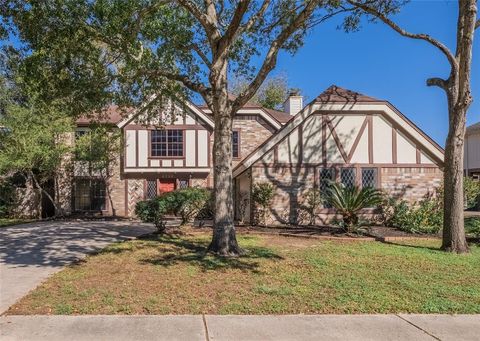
324,182,382,232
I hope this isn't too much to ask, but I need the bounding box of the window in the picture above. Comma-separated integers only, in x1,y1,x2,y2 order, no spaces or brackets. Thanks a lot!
341,168,356,188
319,168,335,195
362,168,377,188
73,179,106,211
319,168,335,208
151,130,183,157
178,179,189,189
146,180,157,199
232,131,240,158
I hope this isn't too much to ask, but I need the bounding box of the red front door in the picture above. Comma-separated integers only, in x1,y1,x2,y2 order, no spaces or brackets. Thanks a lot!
159,179,176,194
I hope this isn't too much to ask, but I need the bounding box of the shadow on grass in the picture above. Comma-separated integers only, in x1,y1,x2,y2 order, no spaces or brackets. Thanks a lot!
379,240,442,252
135,233,284,273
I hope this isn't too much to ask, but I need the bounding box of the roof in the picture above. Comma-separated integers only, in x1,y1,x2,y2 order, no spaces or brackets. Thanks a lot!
198,100,292,125
76,105,131,125
79,102,292,127
263,108,292,123
315,85,382,104
467,122,480,133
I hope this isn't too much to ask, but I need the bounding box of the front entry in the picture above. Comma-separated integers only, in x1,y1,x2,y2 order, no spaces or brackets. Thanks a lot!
159,179,176,194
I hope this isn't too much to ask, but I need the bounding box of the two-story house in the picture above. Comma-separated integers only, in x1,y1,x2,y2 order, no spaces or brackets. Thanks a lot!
60,85,444,225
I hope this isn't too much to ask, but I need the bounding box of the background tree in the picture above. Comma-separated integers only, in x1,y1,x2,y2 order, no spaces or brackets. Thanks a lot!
75,124,123,216
231,74,290,110
1,0,343,256
0,103,73,215
344,0,478,253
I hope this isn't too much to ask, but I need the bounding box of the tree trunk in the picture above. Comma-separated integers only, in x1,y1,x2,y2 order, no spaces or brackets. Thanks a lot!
29,171,63,218
440,0,477,254
442,99,469,253
207,88,243,256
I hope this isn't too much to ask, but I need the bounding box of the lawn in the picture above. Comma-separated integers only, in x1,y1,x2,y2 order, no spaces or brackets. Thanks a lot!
8,232,480,315
0,218,32,227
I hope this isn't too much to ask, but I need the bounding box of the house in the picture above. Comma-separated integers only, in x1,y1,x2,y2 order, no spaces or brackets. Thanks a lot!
465,122,480,179
58,85,444,225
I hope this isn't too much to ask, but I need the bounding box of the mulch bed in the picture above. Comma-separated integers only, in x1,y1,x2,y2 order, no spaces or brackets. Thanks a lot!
189,220,439,241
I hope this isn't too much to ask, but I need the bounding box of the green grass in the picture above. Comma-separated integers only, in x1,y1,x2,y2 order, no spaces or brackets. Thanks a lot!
8,233,480,315
0,218,32,227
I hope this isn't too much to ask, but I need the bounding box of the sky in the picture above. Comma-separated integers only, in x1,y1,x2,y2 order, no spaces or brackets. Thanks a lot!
1,1,477,147
271,0,479,147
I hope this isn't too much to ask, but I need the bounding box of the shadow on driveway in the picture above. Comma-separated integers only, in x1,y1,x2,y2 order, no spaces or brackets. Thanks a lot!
0,220,154,313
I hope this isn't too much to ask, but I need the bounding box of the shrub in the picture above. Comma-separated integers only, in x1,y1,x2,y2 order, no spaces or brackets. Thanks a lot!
252,182,275,227
463,177,480,210
169,187,211,225
324,183,382,232
465,217,480,237
135,187,212,230
302,188,322,226
377,194,443,234
135,196,169,233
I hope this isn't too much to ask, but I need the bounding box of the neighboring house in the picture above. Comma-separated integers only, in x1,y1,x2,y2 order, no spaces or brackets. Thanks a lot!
57,85,444,225
465,122,480,179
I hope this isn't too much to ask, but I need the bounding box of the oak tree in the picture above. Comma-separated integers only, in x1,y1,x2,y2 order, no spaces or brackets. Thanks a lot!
2,0,339,256
346,0,478,253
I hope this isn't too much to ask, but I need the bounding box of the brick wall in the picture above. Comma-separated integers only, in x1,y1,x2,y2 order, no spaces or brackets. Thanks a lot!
381,167,443,202
250,164,443,226
251,165,315,225
233,116,275,168
107,160,127,216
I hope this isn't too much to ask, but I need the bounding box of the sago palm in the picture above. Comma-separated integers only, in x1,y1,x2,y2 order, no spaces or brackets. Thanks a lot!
324,182,382,231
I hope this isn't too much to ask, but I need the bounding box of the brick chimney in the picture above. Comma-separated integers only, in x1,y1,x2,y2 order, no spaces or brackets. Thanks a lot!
283,90,303,116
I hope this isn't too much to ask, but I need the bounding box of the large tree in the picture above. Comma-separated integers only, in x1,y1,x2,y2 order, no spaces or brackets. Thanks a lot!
345,0,478,253
1,0,341,256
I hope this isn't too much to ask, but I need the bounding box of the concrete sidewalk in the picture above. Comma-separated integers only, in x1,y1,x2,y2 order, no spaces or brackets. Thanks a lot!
1,314,478,341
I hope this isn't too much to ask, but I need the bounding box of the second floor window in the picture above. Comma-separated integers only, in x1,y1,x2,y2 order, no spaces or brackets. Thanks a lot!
232,131,240,158
151,130,183,157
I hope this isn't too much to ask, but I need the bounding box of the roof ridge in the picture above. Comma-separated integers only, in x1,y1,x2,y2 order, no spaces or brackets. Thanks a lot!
315,85,383,103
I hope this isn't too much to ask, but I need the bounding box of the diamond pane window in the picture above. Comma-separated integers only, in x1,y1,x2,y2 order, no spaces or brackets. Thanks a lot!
151,130,183,157
146,180,157,199
319,168,335,208
362,168,377,188
319,168,335,195
178,179,189,189
341,168,356,188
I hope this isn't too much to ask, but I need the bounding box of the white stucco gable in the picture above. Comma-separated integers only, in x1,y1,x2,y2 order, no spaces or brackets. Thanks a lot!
233,86,444,178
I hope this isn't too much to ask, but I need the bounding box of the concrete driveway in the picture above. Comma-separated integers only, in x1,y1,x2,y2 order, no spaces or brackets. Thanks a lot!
0,220,155,313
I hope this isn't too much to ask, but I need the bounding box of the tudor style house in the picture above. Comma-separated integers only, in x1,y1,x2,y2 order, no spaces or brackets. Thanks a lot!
60,85,444,225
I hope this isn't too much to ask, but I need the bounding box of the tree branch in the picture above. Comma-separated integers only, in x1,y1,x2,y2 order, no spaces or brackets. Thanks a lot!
232,1,318,111
426,77,448,90
475,19,479,30
242,0,272,32
176,0,221,46
216,0,251,58
152,69,211,98
348,0,458,74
